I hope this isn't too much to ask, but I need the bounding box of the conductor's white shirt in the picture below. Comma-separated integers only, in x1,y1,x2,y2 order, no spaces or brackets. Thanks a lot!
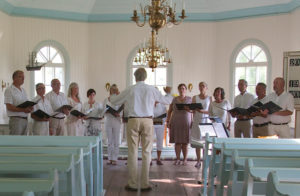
110,81,170,117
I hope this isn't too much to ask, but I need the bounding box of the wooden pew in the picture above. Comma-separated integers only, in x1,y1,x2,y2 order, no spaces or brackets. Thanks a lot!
0,135,104,196
216,143,300,196
0,169,59,196
190,136,213,189
0,151,84,196
266,171,300,196
241,158,300,196
0,146,90,196
205,138,300,196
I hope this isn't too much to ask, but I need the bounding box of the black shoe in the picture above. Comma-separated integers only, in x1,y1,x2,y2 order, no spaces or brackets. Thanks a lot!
141,186,152,192
124,185,138,192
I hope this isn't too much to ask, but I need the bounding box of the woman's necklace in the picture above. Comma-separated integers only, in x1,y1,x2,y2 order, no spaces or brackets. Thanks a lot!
178,96,185,103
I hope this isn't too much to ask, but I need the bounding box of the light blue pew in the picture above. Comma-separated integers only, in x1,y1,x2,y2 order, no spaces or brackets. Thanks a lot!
266,171,300,196
0,147,90,196
0,144,90,196
229,151,300,196
0,151,85,196
0,135,104,196
205,138,300,196
0,169,59,196
216,143,300,196
241,158,300,196
190,139,206,183
190,136,213,188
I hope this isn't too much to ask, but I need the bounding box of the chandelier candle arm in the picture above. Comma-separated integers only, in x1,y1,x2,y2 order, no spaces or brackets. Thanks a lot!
131,5,147,27
132,0,181,71
131,0,187,33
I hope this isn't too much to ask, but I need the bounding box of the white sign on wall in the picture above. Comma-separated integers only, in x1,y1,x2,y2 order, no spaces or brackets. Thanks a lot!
283,51,300,106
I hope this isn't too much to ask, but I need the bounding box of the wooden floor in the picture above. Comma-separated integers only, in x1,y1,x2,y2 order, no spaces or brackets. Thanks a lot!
103,160,202,196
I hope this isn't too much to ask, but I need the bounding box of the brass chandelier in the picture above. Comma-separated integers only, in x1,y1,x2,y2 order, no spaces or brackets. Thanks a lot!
131,0,186,70
134,31,171,71
131,0,186,33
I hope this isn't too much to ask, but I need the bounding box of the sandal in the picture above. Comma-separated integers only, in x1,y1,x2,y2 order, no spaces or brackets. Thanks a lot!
156,160,163,165
173,160,180,165
107,160,112,165
194,162,201,168
111,160,117,165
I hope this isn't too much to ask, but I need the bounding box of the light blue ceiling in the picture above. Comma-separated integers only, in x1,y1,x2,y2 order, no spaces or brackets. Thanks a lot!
0,0,300,22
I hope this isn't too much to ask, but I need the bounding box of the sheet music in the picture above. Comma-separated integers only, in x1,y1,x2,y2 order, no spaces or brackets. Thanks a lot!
199,124,217,137
212,122,228,138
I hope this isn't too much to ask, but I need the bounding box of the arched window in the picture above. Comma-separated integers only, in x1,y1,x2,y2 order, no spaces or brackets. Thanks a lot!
130,50,172,95
232,41,271,98
34,44,65,95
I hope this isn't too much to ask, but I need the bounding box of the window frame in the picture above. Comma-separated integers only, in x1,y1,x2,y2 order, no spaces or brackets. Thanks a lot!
230,39,272,103
126,45,173,93
30,40,70,97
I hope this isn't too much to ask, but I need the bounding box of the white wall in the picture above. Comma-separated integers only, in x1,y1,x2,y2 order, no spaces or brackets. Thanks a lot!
215,13,292,102
0,9,300,124
11,17,90,97
88,22,217,99
0,11,12,123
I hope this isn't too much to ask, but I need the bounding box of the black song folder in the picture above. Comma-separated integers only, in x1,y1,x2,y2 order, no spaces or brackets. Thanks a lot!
17,101,37,108
261,101,282,114
106,104,124,116
31,109,51,119
176,103,203,110
70,110,86,117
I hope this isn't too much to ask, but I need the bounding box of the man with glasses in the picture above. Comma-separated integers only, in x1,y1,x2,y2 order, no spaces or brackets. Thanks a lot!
31,83,53,135
232,79,255,138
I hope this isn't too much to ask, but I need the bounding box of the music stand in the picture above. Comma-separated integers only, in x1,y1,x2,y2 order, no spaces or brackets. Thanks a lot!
199,122,229,139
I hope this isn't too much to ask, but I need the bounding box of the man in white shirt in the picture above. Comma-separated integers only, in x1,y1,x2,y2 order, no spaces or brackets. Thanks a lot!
232,79,255,138
110,68,170,192
266,77,294,138
45,79,70,136
251,83,269,138
4,70,33,135
163,86,174,103
31,83,53,135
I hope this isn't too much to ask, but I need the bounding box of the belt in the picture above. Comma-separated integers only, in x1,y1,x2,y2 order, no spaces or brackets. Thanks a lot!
270,122,288,125
10,116,27,120
237,119,251,121
254,122,269,127
129,116,152,119
51,117,65,120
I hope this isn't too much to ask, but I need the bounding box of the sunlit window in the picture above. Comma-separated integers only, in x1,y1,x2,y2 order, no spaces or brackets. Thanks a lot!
34,45,65,94
132,57,168,95
234,44,268,96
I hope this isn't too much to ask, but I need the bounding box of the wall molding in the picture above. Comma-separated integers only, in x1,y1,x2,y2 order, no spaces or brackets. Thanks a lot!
0,0,300,22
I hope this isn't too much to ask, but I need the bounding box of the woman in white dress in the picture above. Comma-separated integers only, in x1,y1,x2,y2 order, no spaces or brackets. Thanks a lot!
66,82,85,136
83,89,105,136
104,84,123,165
191,82,212,168
208,87,231,130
